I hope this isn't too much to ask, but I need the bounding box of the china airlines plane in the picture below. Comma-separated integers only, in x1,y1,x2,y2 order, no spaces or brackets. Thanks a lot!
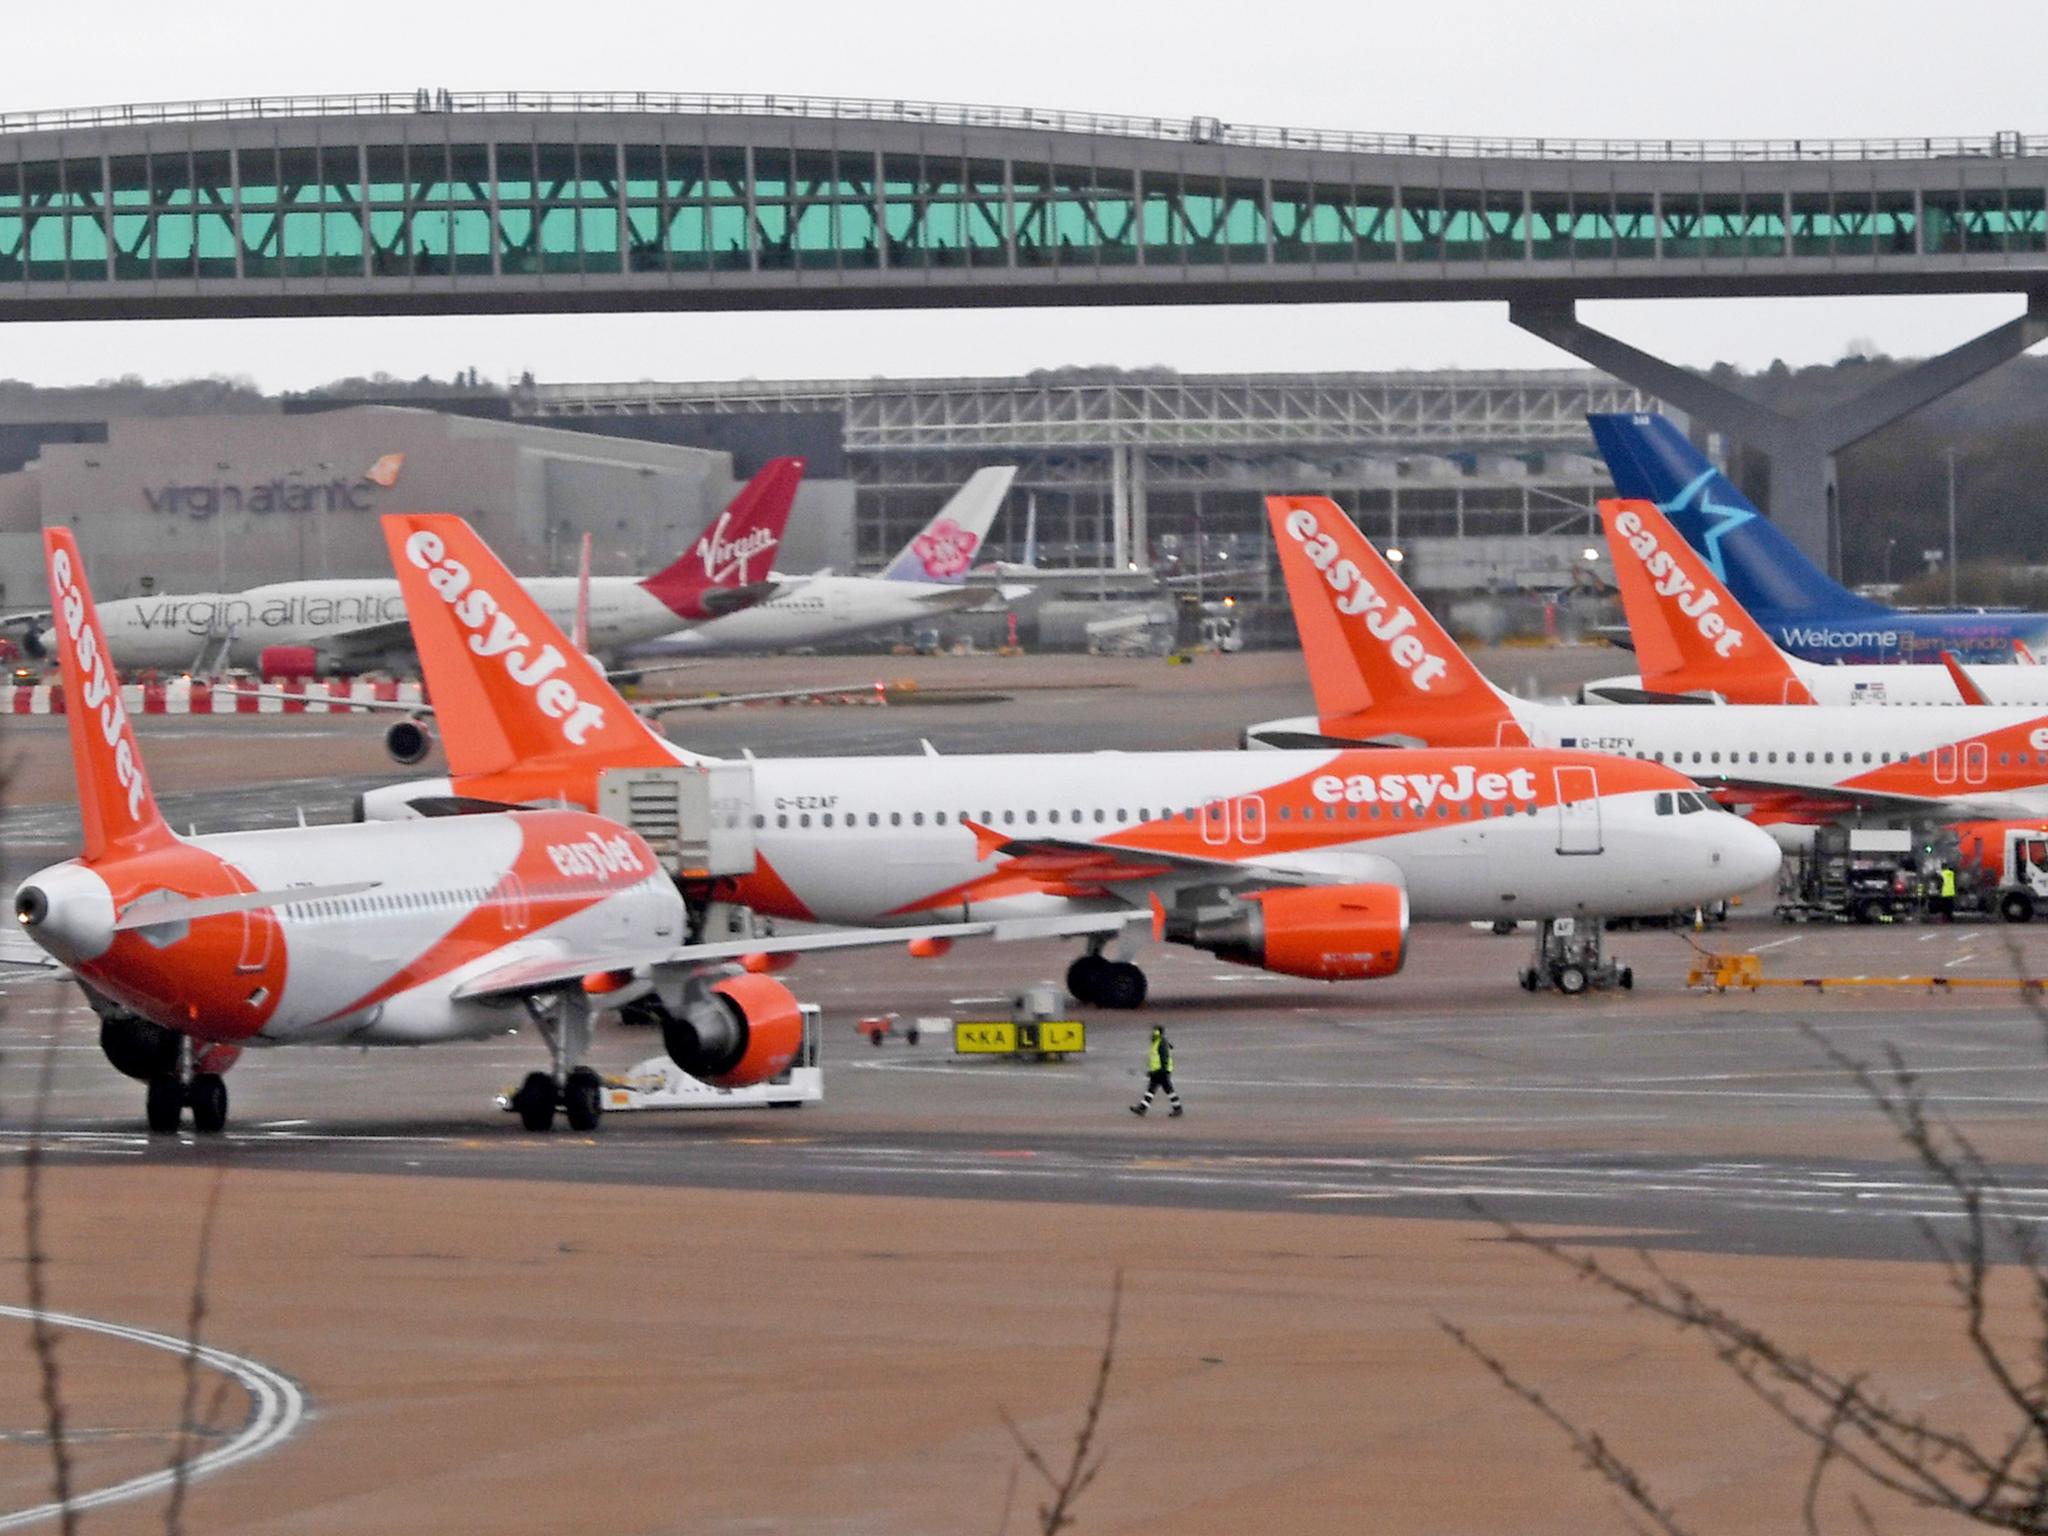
17,458,803,676
14,526,1055,1136
1585,498,2048,709
1245,497,2048,829
623,466,1022,658
355,513,1777,1007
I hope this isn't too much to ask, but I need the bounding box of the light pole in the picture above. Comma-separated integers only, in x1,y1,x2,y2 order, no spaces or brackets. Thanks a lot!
1945,447,1959,606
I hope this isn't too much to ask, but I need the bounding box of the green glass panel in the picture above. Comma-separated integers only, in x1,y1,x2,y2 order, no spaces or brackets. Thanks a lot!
193,151,230,210
238,147,277,205
26,213,65,280
663,145,702,199
1789,193,1835,257
495,143,535,201
791,200,836,269
498,206,536,273
414,208,452,270
536,143,577,202
709,202,749,269
708,149,747,203
922,199,966,266
281,209,323,276
883,192,924,266
1400,191,1442,260
624,145,661,200
325,210,363,275
451,207,491,274
1220,179,1264,256
112,211,150,278
2,210,29,279
1615,196,1657,259
1139,173,1178,249
109,156,149,208
367,146,406,203
369,207,407,272
626,203,662,271
1693,197,1741,258
195,209,236,277
321,147,359,206
62,215,103,277
883,154,919,199
1963,191,2007,253
1528,193,1571,259
665,202,708,269
154,211,194,274
410,145,450,204
752,148,790,202
538,205,578,272
965,191,1006,265
450,145,490,201
792,149,833,197
833,150,875,200
2008,187,2046,252
23,163,59,208
149,153,188,207
239,210,278,275
577,144,616,202
279,149,321,206
1181,183,1226,265
1926,191,1965,253
755,201,793,268
1011,165,1050,266
837,199,878,265
1352,189,1395,261
1092,169,1135,265
1442,192,1485,261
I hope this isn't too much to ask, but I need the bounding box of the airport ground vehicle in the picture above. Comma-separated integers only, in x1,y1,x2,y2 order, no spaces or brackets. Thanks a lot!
1953,822,2048,922
1517,917,1633,995
353,513,1779,1003
1773,828,1923,924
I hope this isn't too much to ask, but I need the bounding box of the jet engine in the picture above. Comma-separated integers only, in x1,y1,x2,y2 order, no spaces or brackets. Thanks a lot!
627,972,803,1088
1160,883,1408,981
258,645,328,680
385,717,434,765
99,1015,183,1082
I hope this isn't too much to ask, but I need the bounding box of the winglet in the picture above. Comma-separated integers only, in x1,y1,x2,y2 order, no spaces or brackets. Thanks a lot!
1265,496,1522,747
1599,499,1815,705
44,530,175,861
1940,650,1988,706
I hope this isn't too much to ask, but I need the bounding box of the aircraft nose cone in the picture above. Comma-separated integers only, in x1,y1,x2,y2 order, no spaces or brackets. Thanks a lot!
1720,815,1783,893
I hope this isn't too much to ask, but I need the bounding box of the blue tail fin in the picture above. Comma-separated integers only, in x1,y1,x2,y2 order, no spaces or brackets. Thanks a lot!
1587,413,1884,618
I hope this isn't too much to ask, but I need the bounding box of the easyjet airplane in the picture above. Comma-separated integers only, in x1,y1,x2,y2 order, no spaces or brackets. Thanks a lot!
14,458,804,676
353,514,1778,1007
14,527,1053,1137
1585,498,2048,709
1245,497,2048,829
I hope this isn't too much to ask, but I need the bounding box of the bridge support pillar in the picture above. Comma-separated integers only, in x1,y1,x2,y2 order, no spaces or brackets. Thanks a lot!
1510,295,2048,577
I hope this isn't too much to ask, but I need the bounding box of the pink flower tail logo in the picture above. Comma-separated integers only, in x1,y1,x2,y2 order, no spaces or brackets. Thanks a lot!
912,519,980,579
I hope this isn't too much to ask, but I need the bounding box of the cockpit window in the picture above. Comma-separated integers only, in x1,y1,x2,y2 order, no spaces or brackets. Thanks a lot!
1655,792,1674,816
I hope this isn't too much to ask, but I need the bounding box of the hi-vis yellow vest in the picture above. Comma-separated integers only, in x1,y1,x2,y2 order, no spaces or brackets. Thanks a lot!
1149,1035,1168,1072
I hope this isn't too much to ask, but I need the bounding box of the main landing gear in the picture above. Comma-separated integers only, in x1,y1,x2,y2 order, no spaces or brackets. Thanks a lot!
1067,942,1147,1010
1517,917,1633,997
144,1044,235,1136
511,991,604,1134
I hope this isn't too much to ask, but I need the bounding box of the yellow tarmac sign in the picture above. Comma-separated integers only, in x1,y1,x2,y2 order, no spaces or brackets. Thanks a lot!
954,1020,1087,1057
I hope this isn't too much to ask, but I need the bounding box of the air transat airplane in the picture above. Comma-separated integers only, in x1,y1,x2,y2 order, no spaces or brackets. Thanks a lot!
1584,497,2048,708
16,458,804,676
1245,497,2048,832
623,466,1022,657
15,526,1063,1136
1589,412,2048,665
356,513,1776,1007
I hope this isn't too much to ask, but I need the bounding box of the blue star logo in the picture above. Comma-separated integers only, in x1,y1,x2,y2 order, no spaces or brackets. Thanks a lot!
1660,470,1755,584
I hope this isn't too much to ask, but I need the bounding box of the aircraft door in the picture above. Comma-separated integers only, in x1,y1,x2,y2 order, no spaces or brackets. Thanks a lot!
235,909,273,974
1935,744,1958,785
1553,765,1602,856
1234,795,1266,845
829,584,854,623
1964,742,1989,785
1200,799,1230,847
500,874,529,933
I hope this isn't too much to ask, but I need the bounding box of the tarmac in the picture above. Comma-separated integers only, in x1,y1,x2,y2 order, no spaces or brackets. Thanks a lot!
2,646,2041,1533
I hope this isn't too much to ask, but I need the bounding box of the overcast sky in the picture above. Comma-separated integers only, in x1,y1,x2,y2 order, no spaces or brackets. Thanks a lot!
5,0,2045,390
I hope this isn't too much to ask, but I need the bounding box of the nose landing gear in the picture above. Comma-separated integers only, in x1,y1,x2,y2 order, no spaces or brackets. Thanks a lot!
1518,917,1633,996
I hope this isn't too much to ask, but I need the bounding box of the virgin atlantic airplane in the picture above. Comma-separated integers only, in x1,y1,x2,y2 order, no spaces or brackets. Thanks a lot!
13,528,1046,1136
354,513,1778,1008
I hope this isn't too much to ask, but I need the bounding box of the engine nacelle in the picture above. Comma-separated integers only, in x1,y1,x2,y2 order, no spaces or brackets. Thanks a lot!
385,718,434,765
1161,883,1408,981
632,973,803,1088
258,645,328,680
99,1015,183,1082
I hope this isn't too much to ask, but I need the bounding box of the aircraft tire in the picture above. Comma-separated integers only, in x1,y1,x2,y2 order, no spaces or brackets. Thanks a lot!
145,1075,184,1135
1066,954,1109,1005
563,1069,603,1133
1553,965,1589,996
189,1073,229,1135
1099,962,1148,1010
513,1072,557,1134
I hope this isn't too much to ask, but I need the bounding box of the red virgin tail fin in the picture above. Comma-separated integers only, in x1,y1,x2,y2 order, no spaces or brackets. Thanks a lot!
1264,497,1522,747
384,514,679,779
44,530,174,861
1599,499,1814,704
640,457,804,621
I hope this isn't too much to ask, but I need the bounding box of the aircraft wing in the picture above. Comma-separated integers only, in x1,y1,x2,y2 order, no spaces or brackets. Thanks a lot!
0,608,50,630
317,617,418,664
450,910,1150,1003
955,822,1401,899
1703,773,2037,821
0,931,67,972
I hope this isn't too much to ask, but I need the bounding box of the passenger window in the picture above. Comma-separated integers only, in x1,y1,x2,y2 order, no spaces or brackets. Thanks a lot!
1278,805,1291,821
1115,808,1128,823
799,814,810,828
753,814,764,829
868,812,879,827
1749,752,1759,764
1710,752,1721,764
913,812,925,826
1002,810,1015,825
822,813,834,827
1026,810,1038,824
1048,809,1061,824
1806,752,1816,764
890,812,902,826
1346,804,1360,819
935,811,949,825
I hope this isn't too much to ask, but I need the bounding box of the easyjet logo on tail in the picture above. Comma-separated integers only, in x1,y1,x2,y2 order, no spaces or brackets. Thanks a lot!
697,510,778,585
49,547,147,823
1280,506,1450,691
365,453,405,489
1609,505,1747,659
403,530,608,746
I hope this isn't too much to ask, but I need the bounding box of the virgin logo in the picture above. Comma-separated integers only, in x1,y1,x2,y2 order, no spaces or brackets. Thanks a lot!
1611,506,1747,659
696,511,777,585
1282,507,1450,692
911,518,979,580
50,549,148,821
403,530,608,746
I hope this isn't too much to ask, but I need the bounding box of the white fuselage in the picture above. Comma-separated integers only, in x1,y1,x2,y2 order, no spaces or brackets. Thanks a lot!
56,578,689,671
1586,661,2048,708
1249,699,2048,819
367,748,1782,921
625,574,985,657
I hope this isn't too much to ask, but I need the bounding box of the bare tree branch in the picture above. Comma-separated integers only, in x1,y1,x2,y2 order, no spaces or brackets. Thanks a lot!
999,1271,1123,1534
21,1034,76,1534
164,1165,228,1536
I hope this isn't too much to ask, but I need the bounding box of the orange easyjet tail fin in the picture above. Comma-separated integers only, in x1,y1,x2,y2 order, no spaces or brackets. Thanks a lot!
1264,497,1523,747
43,530,175,861
383,514,682,780
1599,499,1814,705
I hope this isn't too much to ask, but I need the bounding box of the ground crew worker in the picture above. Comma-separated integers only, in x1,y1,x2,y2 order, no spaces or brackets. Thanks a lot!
1939,863,1958,922
1130,1025,1183,1117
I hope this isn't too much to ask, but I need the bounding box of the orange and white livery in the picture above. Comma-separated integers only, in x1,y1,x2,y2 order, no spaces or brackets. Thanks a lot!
1248,496,2048,829
359,514,1779,1008
1586,497,2048,708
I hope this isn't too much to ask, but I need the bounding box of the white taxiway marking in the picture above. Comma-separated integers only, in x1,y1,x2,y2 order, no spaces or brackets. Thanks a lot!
0,1304,306,1531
